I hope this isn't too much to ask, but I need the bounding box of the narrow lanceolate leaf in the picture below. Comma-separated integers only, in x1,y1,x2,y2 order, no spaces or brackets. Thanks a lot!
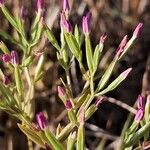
85,104,97,121
44,128,64,150
18,124,45,148
96,68,132,96
96,58,117,92
57,123,75,141
15,65,24,98
74,25,80,46
0,41,10,54
1,5,18,31
85,35,93,73
65,33,82,62
34,54,45,82
93,43,104,74
67,132,76,150
124,120,150,147
77,109,85,150
45,26,61,51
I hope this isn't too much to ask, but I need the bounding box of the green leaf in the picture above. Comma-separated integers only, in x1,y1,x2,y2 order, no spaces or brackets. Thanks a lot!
34,54,45,82
18,124,45,148
96,68,132,96
45,26,61,51
85,35,93,73
0,41,10,54
77,124,85,150
15,65,24,98
96,58,117,92
74,25,80,47
57,123,75,141
44,128,64,150
65,33,82,62
1,5,18,30
93,43,104,74
67,132,76,150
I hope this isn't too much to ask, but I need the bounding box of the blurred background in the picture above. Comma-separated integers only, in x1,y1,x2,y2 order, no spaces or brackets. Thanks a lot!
0,0,150,149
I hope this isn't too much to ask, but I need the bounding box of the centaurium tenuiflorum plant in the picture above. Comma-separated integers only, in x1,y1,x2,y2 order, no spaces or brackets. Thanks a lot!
0,0,147,149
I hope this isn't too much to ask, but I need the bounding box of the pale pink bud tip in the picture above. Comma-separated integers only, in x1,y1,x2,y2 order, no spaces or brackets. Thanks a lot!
121,68,132,78
116,35,128,57
100,33,107,44
36,112,47,130
80,108,85,124
2,54,11,63
135,108,144,123
63,0,70,12
57,86,65,97
65,99,72,110
11,50,19,65
82,12,92,35
71,131,77,139
3,75,10,86
37,0,44,10
133,23,143,38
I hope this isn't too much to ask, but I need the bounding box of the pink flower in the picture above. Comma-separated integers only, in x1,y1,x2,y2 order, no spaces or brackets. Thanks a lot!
0,0,5,5
135,108,144,123
2,54,11,63
65,99,72,110
36,112,47,130
82,12,92,35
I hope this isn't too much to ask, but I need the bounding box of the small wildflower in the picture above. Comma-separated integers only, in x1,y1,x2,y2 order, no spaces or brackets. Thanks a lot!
2,54,11,63
36,112,47,130
116,35,128,57
82,12,92,35
65,99,72,110
11,50,19,65
132,23,143,38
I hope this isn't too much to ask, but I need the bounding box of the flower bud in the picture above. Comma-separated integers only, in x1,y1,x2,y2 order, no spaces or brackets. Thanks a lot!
60,13,72,32
57,86,65,97
37,0,44,11
65,99,72,110
36,112,47,130
120,68,132,79
82,12,92,35
99,33,107,44
137,95,145,109
2,54,11,63
116,35,128,57
135,108,144,123
132,23,143,38
0,0,5,5
11,50,19,65
63,0,70,12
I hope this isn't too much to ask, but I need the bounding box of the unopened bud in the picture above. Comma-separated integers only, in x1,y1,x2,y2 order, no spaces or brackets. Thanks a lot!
132,23,143,38
2,54,11,63
57,86,65,97
100,33,107,44
63,0,70,12
11,50,19,65
36,112,47,130
120,68,132,79
65,99,72,110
